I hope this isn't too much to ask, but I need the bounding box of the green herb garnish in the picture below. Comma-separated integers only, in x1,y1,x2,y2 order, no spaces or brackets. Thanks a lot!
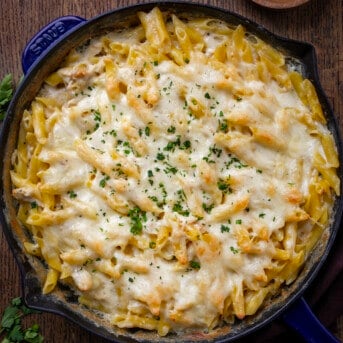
128,207,146,235
220,225,230,233
167,126,176,134
0,297,43,343
0,74,14,120
99,175,110,188
172,202,189,217
67,190,77,199
230,246,239,254
217,179,231,194
189,260,201,269
156,152,165,161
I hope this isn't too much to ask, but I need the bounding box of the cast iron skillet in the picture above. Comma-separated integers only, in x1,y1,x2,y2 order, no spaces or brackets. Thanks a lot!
0,2,342,342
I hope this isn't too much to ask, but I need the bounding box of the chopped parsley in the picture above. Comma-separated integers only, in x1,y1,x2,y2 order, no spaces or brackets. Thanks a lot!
202,202,214,214
210,145,222,158
164,139,179,152
217,179,231,194
218,119,228,132
224,155,248,169
128,207,147,235
164,164,178,175
181,140,191,149
99,175,110,188
156,152,165,161
176,189,186,200
163,136,192,152
172,202,190,217
107,129,117,137
67,190,77,198
167,126,176,133
92,109,101,131
230,246,239,254
159,183,167,200
189,260,201,269
220,225,230,233
117,140,133,155
203,145,223,164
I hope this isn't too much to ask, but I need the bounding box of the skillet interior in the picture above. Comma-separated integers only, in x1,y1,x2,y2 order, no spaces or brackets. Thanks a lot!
0,2,342,342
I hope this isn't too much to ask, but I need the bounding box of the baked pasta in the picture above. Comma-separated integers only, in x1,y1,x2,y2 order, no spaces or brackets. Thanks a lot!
11,7,340,336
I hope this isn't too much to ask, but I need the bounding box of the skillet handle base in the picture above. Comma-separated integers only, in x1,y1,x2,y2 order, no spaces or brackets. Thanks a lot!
22,16,86,74
283,297,340,343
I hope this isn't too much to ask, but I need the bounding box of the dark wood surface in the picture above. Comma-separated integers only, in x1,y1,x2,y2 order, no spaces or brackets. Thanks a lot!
0,1,342,342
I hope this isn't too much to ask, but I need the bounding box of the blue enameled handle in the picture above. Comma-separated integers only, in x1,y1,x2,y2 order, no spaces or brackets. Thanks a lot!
283,297,340,343
22,15,87,74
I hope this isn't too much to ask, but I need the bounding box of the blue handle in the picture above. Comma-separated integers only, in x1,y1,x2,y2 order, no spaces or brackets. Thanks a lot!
22,15,87,74
283,297,339,343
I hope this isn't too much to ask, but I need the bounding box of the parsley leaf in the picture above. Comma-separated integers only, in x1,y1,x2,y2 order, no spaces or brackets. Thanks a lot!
0,297,43,342
7,324,24,342
24,323,44,343
1,306,18,329
0,74,14,120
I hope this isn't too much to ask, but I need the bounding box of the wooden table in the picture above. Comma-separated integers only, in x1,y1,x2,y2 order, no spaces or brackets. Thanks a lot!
0,0,342,342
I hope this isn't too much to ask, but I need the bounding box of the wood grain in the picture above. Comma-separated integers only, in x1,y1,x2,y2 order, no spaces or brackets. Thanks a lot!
0,1,342,342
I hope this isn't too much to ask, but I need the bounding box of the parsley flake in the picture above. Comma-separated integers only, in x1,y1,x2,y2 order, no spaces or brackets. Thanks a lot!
156,152,165,160
189,260,201,269
220,225,230,233
230,246,239,254
68,190,77,198
128,207,146,235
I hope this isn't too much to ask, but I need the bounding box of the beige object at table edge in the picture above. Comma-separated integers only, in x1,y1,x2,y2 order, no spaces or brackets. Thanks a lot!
251,0,310,9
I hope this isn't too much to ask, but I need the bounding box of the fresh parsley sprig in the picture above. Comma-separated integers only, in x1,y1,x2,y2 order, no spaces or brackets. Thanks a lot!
0,297,43,343
0,74,14,120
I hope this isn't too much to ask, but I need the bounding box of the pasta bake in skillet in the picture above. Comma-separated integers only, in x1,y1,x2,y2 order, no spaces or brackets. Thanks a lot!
6,5,340,340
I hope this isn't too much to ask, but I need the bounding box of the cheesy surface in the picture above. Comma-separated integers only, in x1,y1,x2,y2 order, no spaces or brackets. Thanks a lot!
11,8,339,335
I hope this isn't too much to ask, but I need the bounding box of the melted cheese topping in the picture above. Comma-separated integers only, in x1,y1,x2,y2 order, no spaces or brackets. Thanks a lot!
11,8,339,335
